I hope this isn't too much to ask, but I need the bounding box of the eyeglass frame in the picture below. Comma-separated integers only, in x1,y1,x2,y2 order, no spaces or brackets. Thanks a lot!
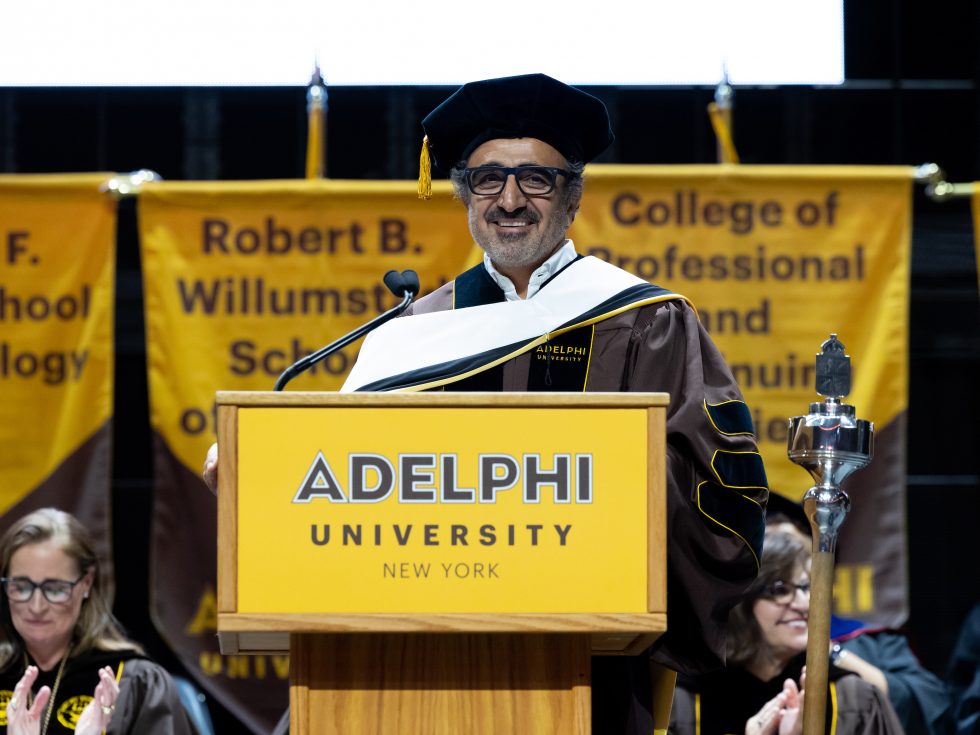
757,579,811,605
1,572,89,604
461,165,573,197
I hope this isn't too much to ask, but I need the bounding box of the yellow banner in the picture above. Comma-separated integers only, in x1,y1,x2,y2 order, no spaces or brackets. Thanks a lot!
237,406,649,613
573,165,911,496
140,180,477,472
0,174,116,521
571,164,912,625
973,186,980,291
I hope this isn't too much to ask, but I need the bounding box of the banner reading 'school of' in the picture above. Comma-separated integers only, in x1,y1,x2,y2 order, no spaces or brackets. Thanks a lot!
138,180,475,733
0,174,116,565
573,165,912,627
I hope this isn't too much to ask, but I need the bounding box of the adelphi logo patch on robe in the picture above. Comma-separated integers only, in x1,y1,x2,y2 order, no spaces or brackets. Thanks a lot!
528,326,595,390
0,690,93,729
0,690,12,725
58,694,93,729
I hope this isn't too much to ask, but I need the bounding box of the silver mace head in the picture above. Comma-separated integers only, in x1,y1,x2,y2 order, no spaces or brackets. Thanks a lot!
786,334,874,552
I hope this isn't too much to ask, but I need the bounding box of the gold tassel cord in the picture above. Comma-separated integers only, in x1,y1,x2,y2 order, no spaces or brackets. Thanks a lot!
418,135,432,200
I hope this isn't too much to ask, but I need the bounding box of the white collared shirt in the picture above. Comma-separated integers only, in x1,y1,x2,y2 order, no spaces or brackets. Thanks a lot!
483,240,578,301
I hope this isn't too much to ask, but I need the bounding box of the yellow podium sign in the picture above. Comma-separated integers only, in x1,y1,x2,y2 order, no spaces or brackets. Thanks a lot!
237,404,648,614
217,391,667,656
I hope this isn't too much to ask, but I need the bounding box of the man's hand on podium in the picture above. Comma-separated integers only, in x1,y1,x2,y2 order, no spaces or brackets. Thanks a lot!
203,442,218,495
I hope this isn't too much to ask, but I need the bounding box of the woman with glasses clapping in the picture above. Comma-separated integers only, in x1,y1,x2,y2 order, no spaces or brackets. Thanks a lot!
669,530,904,735
0,508,197,734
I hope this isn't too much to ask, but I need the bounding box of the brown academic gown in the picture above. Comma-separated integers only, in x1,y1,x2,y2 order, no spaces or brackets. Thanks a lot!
668,656,906,735
405,264,769,734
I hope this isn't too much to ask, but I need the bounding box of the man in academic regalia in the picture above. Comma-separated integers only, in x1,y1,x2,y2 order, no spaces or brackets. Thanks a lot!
207,73,769,734
342,73,770,732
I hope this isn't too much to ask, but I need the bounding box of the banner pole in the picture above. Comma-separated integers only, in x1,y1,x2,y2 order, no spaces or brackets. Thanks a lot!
708,71,739,164
100,168,161,199
305,62,328,179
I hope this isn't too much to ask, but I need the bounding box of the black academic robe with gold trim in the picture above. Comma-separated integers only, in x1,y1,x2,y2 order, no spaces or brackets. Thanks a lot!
669,652,905,735
0,648,198,735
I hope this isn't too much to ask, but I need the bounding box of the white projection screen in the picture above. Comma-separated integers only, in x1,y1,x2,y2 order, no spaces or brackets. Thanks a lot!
1,0,843,86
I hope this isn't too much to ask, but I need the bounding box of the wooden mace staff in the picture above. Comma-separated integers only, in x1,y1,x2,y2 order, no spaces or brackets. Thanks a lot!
786,335,874,735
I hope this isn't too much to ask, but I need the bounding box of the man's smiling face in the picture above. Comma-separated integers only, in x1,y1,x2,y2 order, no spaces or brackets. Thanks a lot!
463,137,580,273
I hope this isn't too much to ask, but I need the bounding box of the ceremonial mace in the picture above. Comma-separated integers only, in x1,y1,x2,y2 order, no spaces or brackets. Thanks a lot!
786,335,874,735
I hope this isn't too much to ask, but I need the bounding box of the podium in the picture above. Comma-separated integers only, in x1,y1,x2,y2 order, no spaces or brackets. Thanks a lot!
216,392,669,734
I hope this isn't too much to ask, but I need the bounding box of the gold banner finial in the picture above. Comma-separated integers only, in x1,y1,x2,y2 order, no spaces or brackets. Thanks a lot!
305,61,328,179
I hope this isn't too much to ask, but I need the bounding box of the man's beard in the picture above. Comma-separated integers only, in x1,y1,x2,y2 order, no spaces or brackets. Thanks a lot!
470,202,574,271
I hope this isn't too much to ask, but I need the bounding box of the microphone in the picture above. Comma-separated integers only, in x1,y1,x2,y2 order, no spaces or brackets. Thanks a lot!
273,269,420,391
401,269,420,297
383,269,407,296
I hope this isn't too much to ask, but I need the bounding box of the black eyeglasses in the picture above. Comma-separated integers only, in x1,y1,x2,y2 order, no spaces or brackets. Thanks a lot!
1,574,87,604
462,166,571,197
759,579,810,605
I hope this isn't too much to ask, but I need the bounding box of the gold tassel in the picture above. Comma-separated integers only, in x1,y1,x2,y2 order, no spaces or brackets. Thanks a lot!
417,135,432,200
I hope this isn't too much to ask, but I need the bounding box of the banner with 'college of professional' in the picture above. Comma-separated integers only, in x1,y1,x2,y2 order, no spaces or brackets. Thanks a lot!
0,174,115,563
138,180,475,732
572,165,912,627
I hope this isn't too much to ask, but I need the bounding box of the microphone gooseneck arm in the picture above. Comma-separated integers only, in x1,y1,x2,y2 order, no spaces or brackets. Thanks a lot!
273,271,418,391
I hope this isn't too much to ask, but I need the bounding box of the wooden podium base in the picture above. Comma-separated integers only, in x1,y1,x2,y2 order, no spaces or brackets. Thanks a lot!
290,633,592,734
